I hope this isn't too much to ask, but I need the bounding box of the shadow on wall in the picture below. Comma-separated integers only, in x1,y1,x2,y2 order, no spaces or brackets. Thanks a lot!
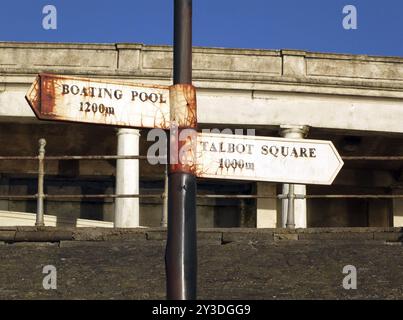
307,198,392,227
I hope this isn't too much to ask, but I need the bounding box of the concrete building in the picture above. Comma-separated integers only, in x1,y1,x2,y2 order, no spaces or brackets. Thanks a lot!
0,42,402,228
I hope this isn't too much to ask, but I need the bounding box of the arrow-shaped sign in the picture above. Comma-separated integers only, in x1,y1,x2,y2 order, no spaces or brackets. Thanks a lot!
26,73,171,129
26,74,344,185
195,132,344,185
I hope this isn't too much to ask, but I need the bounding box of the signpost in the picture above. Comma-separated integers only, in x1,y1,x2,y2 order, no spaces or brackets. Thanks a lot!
166,0,197,301
25,73,346,301
196,132,343,185
24,0,345,301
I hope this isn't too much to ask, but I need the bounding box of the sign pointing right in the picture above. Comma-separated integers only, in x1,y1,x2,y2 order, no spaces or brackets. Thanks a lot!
195,132,344,185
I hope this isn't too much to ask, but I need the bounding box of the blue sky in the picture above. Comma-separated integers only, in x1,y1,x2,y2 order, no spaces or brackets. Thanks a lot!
1,0,403,56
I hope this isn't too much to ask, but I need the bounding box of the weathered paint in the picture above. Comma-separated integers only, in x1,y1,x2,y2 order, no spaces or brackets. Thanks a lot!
169,84,197,174
169,128,198,174
26,74,171,129
195,132,344,185
169,84,197,128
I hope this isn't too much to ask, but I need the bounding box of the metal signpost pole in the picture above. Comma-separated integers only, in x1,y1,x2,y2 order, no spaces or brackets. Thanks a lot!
165,0,197,300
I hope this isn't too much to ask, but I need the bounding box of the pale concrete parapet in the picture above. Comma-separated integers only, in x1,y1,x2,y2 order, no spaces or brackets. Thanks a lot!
1,42,403,133
2,42,403,90
0,42,118,71
116,43,142,72
281,50,307,77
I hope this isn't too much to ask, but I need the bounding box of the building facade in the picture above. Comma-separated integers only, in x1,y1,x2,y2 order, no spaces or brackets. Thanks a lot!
0,42,402,228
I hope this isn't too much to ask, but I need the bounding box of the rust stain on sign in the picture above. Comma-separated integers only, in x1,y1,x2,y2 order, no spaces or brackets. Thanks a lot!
169,84,197,128
26,75,41,118
168,84,198,174
169,128,198,174
26,73,172,130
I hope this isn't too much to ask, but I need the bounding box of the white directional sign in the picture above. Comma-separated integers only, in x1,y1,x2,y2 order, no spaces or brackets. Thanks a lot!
26,74,171,129
196,132,344,185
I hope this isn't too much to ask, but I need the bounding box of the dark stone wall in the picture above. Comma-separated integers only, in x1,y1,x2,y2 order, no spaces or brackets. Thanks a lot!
0,227,402,299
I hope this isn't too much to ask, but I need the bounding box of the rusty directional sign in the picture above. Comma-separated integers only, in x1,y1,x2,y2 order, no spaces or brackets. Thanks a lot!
196,132,344,185
25,74,344,186
26,74,171,129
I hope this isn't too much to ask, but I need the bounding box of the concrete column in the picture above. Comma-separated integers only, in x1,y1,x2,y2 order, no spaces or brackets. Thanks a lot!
279,125,309,228
114,128,140,228
256,182,278,228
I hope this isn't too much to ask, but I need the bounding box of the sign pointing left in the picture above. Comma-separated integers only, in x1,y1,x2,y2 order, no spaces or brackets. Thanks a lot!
26,74,171,129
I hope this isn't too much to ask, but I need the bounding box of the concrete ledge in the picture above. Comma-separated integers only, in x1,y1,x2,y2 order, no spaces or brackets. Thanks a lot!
0,231,16,242
198,231,222,244
274,233,298,241
72,228,147,241
14,230,73,242
374,232,403,241
294,227,403,233
11,242,59,247
145,230,223,244
222,229,274,244
0,227,17,231
0,227,403,244
59,240,140,248
298,232,375,240
145,230,166,241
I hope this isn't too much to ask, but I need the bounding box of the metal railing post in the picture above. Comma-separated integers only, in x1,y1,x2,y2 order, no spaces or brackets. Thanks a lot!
35,138,46,227
286,184,296,229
